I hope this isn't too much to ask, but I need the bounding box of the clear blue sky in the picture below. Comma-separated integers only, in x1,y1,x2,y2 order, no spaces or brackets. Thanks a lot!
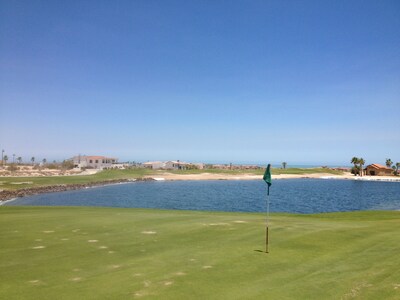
1,0,399,166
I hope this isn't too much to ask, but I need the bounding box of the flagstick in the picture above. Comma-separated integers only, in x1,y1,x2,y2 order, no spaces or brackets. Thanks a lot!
266,185,270,253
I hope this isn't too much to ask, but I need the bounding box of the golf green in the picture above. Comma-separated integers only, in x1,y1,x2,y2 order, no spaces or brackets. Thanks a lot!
1,206,399,299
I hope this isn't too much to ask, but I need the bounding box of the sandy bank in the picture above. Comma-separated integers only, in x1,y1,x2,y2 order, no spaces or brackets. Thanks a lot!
154,172,400,182
155,172,341,181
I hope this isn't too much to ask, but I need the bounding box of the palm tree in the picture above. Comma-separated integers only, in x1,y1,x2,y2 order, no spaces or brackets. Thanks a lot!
31,157,35,165
395,162,400,176
385,158,393,168
17,157,22,164
282,162,287,169
359,158,365,177
351,157,359,176
3,155,8,165
42,158,47,165
12,154,15,164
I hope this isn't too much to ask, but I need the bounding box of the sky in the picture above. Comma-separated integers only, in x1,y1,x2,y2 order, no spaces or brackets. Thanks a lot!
1,0,399,166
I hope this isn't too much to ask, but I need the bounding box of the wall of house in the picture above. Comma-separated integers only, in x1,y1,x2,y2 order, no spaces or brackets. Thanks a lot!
164,162,177,169
143,162,165,169
366,167,393,176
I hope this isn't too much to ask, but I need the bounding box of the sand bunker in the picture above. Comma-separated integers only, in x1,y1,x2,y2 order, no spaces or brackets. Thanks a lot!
88,240,98,243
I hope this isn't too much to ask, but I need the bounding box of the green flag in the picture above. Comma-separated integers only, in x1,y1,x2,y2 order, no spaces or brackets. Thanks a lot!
263,164,272,195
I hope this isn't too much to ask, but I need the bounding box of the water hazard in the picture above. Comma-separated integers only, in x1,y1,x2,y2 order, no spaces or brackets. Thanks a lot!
4,179,400,214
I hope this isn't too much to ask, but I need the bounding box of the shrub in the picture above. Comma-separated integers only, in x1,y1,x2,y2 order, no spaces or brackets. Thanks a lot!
351,166,360,175
46,163,60,169
7,164,18,172
61,160,74,170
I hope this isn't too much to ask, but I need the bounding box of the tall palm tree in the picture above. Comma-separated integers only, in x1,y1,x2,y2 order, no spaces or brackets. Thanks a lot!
42,158,47,165
395,162,400,175
359,158,365,177
351,157,359,176
17,157,22,164
385,158,393,168
282,162,287,169
3,155,8,165
31,157,35,165
351,157,359,166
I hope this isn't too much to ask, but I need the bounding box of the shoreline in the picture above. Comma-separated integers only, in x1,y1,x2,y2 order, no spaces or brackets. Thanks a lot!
0,178,154,202
1,173,399,203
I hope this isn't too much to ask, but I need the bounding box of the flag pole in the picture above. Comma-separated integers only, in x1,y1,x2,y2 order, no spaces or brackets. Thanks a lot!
263,164,272,254
266,185,270,253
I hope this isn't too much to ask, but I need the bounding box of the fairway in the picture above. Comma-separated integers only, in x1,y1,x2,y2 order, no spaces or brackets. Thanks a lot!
1,207,399,299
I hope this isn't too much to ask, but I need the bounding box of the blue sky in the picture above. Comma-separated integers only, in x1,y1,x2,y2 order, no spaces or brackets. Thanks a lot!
1,0,399,166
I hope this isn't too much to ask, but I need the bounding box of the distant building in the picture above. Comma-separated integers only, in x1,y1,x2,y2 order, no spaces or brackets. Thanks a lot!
143,161,165,169
193,163,204,170
142,160,204,170
365,164,393,176
164,161,189,170
72,155,118,169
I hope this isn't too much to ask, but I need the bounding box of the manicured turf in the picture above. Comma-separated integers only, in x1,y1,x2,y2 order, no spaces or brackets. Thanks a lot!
1,207,398,299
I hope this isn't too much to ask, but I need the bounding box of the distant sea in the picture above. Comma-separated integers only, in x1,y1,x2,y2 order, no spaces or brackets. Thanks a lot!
5,179,400,214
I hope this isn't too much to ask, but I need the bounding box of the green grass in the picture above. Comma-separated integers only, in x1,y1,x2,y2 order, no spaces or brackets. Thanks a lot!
0,168,343,190
168,167,343,176
271,167,344,175
1,207,399,299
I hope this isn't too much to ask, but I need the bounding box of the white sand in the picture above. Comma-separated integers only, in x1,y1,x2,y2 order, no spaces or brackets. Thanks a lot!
151,172,400,182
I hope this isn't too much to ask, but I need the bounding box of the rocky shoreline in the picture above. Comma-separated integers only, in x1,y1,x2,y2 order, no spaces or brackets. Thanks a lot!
0,178,155,202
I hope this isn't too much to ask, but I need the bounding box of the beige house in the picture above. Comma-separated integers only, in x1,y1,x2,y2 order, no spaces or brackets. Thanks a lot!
365,164,393,176
72,155,118,169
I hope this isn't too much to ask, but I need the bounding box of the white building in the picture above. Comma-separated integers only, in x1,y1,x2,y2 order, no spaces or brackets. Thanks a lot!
164,161,189,170
72,156,118,169
142,161,165,169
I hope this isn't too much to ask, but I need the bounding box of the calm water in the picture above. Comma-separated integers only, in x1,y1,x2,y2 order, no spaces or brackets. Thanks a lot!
4,179,400,214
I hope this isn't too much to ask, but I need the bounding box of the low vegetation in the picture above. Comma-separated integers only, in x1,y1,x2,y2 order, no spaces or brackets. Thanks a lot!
0,207,399,299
